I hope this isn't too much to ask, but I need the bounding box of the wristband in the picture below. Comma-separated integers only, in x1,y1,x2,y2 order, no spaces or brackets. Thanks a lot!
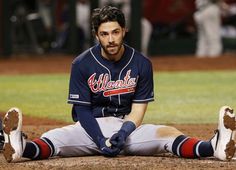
120,121,136,136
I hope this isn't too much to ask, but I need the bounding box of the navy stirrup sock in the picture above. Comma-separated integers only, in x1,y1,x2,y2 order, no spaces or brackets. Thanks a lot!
172,135,214,158
23,137,55,160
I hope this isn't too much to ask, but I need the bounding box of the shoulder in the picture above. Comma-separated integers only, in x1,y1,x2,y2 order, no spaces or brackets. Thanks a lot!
124,44,151,64
132,48,152,67
72,48,92,66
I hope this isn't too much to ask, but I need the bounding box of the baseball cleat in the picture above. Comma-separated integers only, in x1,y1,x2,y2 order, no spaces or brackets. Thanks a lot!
2,107,26,163
233,117,236,160
211,106,236,161
0,130,4,151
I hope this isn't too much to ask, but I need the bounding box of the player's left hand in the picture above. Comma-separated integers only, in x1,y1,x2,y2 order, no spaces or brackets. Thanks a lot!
110,130,127,149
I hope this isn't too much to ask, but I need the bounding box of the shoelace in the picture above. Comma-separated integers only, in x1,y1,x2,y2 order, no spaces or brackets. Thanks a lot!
0,131,28,143
0,131,4,150
209,129,220,150
22,131,28,139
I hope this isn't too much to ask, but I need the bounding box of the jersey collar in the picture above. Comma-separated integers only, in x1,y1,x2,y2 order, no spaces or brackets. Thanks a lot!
91,44,134,69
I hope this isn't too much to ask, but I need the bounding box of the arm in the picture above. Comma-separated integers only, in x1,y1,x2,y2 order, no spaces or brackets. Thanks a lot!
68,58,120,157
124,103,148,127
110,56,153,149
73,105,104,146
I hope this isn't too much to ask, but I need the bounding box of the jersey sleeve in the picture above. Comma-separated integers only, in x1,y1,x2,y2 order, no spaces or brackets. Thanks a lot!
133,59,154,103
67,62,91,105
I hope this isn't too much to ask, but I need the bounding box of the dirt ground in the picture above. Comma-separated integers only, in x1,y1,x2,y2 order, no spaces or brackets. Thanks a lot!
0,53,236,170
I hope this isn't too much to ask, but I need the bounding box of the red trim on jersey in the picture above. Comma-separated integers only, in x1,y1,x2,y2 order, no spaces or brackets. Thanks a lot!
103,87,135,97
180,138,199,158
33,139,51,159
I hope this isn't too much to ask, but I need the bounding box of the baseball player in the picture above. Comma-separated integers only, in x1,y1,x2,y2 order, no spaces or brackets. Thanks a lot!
2,6,236,163
194,0,223,57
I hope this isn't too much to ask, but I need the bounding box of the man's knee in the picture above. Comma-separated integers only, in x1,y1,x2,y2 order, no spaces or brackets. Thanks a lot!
156,126,183,138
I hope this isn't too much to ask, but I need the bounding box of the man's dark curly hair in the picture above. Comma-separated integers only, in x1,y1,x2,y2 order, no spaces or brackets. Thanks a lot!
91,6,126,35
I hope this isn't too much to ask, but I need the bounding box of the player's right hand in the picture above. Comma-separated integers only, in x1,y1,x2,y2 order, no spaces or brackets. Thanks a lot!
99,137,120,157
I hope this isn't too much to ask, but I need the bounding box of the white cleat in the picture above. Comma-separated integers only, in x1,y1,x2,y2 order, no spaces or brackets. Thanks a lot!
233,118,236,160
3,107,26,163
211,106,236,161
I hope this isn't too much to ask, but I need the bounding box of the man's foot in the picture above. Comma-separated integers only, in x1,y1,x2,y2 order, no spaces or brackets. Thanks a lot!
211,106,236,161
233,115,236,160
3,107,26,163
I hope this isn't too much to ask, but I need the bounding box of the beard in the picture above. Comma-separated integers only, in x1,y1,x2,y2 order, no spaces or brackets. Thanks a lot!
100,41,123,57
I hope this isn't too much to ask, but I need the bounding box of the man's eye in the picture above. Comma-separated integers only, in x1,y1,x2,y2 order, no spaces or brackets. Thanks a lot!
113,31,119,35
100,33,107,37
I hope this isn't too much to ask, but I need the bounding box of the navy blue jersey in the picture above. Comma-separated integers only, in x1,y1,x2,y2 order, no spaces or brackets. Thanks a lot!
68,44,154,118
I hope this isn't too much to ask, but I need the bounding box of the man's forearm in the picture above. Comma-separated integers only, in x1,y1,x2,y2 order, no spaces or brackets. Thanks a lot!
73,105,104,147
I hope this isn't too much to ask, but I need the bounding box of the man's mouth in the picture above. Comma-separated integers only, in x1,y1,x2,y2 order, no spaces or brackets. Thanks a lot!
107,45,117,48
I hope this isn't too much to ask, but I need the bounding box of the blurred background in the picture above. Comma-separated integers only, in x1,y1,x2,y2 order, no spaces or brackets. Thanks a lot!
0,0,236,57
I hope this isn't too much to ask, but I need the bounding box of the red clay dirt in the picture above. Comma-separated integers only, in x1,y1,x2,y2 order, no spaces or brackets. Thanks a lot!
0,53,236,170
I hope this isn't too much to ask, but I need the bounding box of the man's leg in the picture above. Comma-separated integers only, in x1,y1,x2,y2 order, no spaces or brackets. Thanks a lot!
2,109,124,162
124,124,214,158
1,108,52,162
22,137,55,160
196,24,208,57
2,107,95,162
171,134,214,158
125,106,236,161
2,108,26,162
3,108,93,162
172,106,236,160
210,106,236,160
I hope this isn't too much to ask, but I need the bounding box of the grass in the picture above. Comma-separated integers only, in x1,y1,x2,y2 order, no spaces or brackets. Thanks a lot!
0,71,236,124
0,74,72,122
145,71,236,124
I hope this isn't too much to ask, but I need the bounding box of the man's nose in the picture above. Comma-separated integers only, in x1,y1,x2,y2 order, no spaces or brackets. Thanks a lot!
108,34,114,42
